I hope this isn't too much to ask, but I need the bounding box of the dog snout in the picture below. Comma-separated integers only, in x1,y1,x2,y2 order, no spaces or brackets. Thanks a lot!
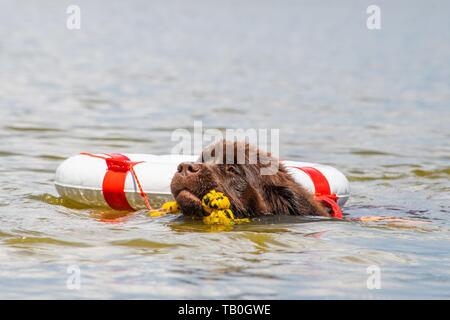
176,162,201,176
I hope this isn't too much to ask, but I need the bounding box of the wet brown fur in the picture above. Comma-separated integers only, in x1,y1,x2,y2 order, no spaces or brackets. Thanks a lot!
170,140,328,218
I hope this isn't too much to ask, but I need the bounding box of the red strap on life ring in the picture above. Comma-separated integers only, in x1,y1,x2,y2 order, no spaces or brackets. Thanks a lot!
288,166,343,219
102,154,136,211
80,153,152,211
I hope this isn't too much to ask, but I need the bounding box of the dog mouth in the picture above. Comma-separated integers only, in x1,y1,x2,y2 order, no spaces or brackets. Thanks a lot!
176,189,200,202
175,189,205,216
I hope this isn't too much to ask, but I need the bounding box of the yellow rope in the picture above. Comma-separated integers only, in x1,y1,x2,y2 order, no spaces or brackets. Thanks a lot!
201,190,249,225
148,190,249,225
147,201,180,217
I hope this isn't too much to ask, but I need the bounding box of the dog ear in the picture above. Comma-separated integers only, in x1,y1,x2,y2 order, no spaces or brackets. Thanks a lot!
263,184,326,216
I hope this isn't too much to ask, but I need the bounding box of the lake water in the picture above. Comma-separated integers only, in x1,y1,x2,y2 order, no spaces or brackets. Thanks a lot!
0,0,449,299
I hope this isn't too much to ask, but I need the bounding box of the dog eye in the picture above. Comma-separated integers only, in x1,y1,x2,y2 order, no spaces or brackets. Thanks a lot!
226,166,239,174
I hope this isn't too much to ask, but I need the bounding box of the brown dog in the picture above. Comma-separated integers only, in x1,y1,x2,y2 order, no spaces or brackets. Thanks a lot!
170,140,328,218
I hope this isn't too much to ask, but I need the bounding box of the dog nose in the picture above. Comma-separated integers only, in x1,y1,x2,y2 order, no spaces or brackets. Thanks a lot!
177,162,201,176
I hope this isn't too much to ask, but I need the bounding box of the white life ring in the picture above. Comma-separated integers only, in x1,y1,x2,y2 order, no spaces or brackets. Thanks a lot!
55,153,350,217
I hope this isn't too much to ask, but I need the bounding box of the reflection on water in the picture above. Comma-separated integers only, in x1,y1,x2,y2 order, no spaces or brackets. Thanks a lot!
1,0,450,299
